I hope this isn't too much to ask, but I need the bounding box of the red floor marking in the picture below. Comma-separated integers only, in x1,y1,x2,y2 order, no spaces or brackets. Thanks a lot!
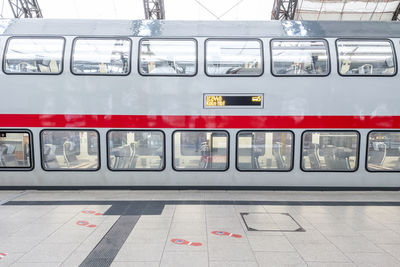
212,231,242,238
171,239,202,246
82,210,102,216
0,253,7,260
77,220,89,226
76,221,97,228
82,210,96,214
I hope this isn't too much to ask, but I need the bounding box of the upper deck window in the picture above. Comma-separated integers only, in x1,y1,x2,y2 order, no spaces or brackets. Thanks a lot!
4,37,64,74
139,39,197,76
72,38,131,75
337,40,396,76
206,39,263,76
271,40,329,76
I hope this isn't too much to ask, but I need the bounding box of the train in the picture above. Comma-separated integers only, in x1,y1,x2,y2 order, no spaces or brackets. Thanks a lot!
0,19,399,188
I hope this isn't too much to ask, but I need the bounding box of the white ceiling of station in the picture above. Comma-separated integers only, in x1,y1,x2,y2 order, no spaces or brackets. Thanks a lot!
294,0,400,21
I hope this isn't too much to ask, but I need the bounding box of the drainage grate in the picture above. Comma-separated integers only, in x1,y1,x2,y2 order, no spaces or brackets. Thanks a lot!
241,212,305,232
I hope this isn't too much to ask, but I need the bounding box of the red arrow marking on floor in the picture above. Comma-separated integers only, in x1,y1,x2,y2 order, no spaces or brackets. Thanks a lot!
0,253,8,260
94,213,103,216
171,239,202,246
212,231,242,238
87,224,96,228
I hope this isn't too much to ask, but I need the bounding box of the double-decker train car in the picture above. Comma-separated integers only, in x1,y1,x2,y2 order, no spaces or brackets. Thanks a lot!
0,19,399,188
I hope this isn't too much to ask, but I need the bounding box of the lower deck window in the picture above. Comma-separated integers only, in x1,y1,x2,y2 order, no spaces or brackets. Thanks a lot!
0,131,32,169
41,130,99,170
302,131,359,171
237,131,293,171
367,132,400,172
173,131,228,171
107,130,164,170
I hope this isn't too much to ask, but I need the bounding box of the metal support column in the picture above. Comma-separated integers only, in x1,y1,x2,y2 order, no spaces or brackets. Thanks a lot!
271,0,298,20
143,0,165,19
8,0,43,18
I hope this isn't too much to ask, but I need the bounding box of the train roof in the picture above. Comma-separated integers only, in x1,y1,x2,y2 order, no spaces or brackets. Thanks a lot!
0,19,399,38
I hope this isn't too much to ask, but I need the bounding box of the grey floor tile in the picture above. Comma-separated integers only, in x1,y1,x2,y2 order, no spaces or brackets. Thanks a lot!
174,205,205,213
312,223,360,237
360,229,400,244
160,251,208,267
255,251,306,267
293,243,350,262
346,252,400,267
0,237,43,253
111,262,160,267
125,228,169,244
247,235,296,252
328,236,382,253
172,212,206,222
0,252,24,266
169,222,206,236
60,250,91,267
378,244,400,260
11,263,61,267
17,243,79,263
206,217,243,229
42,228,93,244
306,262,356,267
114,243,164,262
210,261,258,267
208,243,256,261
285,230,330,244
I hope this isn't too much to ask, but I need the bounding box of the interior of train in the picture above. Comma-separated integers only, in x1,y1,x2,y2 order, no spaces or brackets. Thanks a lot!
108,131,164,170
41,131,99,170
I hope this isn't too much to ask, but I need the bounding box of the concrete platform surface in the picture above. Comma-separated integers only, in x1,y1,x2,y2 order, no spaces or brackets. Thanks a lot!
0,190,400,266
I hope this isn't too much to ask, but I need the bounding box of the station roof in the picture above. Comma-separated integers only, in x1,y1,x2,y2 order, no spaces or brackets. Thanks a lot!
294,0,400,21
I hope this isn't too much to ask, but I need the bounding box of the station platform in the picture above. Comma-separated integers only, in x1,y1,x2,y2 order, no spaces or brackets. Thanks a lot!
0,190,400,267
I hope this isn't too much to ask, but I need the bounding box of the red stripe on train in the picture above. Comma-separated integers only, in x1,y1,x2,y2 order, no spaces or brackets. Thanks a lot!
0,114,399,129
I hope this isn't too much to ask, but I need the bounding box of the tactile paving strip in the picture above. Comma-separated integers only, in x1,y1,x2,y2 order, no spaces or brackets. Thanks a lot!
79,216,140,267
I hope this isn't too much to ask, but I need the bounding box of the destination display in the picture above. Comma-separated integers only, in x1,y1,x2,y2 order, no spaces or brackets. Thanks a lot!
204,94,263,108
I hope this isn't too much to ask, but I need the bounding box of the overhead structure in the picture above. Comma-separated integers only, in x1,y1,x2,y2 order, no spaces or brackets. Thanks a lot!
272,0,400,21
271,0,298,20
143,0,165,19
8,0,43,18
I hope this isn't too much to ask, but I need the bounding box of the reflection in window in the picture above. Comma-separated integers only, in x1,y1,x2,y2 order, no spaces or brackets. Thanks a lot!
173,131,228,170
72,38,130,75
271,40,329,76
41,130,99,170
139,39,196,75
337,40,395,76
237,131,293,171
108,131,164,170
0,131,32,168
302,131,359,171
4,38,64,74
367,132,400,171
206,40,262,76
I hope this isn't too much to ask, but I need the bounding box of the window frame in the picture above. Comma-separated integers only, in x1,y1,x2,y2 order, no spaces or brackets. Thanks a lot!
335,38,397,77
138,38,198,77
71,36,132,76
172,130,230,172
366,130,400,173
270,38,331,77
205,38,264,77
39,128,101,172
0,129,34,171
300,130,360,173
106,129,166,172
235,130,295,172
3,36,66,75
